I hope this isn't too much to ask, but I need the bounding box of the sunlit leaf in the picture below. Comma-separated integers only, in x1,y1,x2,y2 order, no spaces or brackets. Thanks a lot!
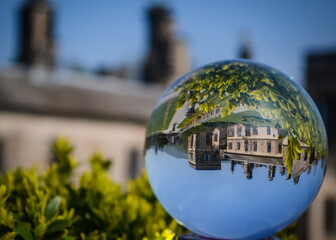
16,226,34,240
45,196,61,220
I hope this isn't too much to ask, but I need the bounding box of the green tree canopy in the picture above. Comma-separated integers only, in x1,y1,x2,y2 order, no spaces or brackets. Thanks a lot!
174,61,327,172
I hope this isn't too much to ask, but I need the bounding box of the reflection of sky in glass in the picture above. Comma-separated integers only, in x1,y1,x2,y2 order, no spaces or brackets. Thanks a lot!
145,146,325,239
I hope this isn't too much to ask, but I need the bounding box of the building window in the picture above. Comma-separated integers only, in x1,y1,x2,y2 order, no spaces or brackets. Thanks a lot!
228,142,232,150
277,128,282,135
253,141,257,151
228,128,234,137
190,135,194,148
214,133,218,142
267,126,271,135
237,142,241,150
204,154,211,161
252,127,258,135
216,108,219,114
172,136,177,145
325,198,336,233
298,153,301,160
245,127,251,136
237,126,242,137
206,133,212,145
129,149,140,179
304,151,308,161
278,142,282,153
267,142,272,153
244,140,248,152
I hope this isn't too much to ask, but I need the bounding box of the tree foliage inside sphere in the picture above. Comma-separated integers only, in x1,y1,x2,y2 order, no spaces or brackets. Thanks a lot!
174,61,327,172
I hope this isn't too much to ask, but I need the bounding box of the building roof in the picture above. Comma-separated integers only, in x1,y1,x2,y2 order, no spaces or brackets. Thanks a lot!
0,66,164,123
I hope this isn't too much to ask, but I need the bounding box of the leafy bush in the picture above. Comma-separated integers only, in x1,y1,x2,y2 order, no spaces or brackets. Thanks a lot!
0,138,297,240
0,138,186,240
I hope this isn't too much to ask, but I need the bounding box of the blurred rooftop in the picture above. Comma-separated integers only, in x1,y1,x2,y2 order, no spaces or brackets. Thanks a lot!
0,66,163,123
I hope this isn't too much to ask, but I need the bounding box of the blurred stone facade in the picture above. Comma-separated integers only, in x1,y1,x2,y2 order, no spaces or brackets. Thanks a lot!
0,68,162,183
296,52,336,240
0,0,191,184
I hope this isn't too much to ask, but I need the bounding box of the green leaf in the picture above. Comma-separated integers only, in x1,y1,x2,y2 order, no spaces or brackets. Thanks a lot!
16,226,34,240
63,236,76,240
46,219,70,234
222,65,229,70
240,83,248,93
0,232,16,240
0,185,6,197
261,78,274,86
45,196,61,220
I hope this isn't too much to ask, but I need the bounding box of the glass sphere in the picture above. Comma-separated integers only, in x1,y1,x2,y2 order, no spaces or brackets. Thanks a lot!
144,60,327,240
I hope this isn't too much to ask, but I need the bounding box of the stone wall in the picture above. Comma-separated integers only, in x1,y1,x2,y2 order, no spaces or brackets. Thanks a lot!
0,112,146,185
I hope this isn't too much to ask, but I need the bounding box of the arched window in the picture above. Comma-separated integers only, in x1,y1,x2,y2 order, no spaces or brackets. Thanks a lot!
245,127,251,136
237,126,242,136
267,142,272,153
253,141,257,151
267,126,271,135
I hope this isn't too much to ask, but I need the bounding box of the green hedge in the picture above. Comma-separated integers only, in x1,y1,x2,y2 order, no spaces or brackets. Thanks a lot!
0,138,298,240
0,138,186,240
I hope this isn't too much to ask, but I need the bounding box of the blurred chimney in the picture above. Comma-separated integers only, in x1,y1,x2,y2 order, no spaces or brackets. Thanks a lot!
238,31,252,59
239,43,252,60
17,0,56,68
143,5,190,85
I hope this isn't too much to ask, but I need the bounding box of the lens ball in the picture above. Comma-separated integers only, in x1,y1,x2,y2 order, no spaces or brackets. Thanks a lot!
144,60,327,240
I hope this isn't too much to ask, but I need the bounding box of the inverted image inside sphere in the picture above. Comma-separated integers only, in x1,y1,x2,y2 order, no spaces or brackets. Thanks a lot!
144,60,327,240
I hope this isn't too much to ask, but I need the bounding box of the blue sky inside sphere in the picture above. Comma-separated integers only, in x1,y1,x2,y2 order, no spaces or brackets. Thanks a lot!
0,0,336,85
145,147,325,239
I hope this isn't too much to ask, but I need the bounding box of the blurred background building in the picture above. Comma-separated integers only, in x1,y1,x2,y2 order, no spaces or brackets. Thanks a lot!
0,0,336,239
0,0,192,184
301,51,336,240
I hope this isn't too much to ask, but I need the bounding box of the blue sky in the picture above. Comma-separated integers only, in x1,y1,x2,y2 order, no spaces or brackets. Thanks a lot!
1,0,336,85
145,147,324,239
